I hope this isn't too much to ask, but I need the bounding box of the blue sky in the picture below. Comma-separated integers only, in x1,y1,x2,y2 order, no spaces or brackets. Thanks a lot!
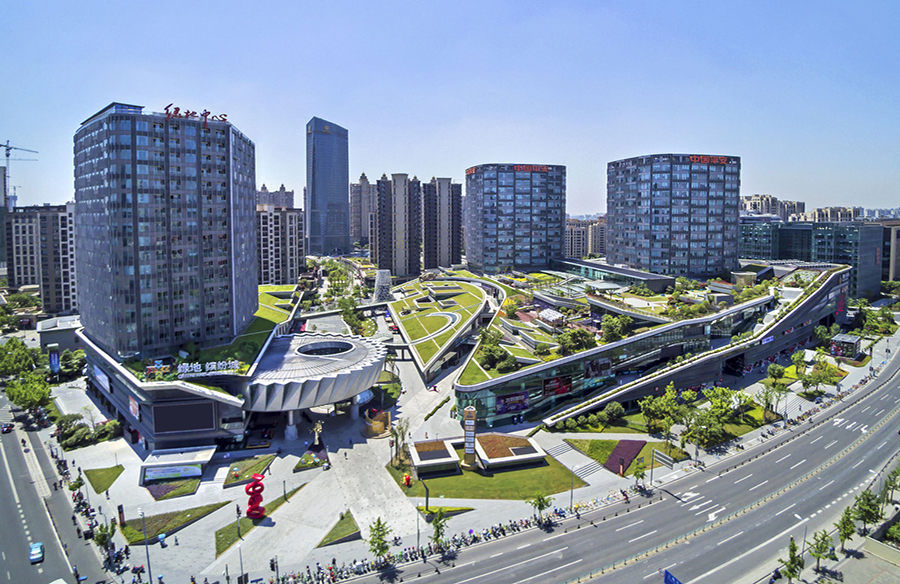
2,1,898,214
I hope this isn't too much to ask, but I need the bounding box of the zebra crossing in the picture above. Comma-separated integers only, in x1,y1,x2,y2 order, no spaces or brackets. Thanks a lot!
0,402,13,424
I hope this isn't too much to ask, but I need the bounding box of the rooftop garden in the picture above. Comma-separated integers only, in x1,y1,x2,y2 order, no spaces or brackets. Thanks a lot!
390,280,485,365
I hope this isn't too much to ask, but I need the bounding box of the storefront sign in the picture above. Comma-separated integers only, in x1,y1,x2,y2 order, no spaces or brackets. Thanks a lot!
689,155,729,164
164,104,228,127
177,360,241,379
145,360,170,377
513,164,549,173
144,464,202,481
464,406,477,465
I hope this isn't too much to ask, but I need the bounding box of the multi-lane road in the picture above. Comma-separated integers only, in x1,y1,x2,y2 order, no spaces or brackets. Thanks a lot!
349,352,900,584
0,393,105,584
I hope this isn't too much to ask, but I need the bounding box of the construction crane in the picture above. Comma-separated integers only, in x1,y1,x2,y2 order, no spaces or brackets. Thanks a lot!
1,141,39,207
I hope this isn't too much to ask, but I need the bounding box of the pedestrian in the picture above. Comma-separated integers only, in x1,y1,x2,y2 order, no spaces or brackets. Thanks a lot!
344,452,348,460
174,535,178,545
349,438,353,446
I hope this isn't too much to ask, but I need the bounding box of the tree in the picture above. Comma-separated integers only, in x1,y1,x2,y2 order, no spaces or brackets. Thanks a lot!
528,493,553,523
638,395,662,433
81,406,97,430
835,506,856,552
778,537,805,583
853,489,883,534
771,383,791,422
632,460,646,486
6,372,51,410
886,467,900,507
533,343,551,357
384,354,397,378
600,315,633,344
603,401,625,422
557,328,597,356
807,529,833,572
430,508,449,550
814,324,830,344
767,363,785,382
734,391,754,424
791,350,806,375
94,519,117,558
366,517,392,563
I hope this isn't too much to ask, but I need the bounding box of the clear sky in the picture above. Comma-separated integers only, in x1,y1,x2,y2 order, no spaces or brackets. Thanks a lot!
2,1,898,214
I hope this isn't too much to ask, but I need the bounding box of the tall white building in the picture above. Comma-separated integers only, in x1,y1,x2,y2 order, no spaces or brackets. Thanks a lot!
588,218,606,257
350,173,377,245
257,205,304,286
375,174,421,279
565,219,588,259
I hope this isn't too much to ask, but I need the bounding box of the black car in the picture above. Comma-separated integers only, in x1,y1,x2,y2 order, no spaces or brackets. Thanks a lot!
0,423,13,434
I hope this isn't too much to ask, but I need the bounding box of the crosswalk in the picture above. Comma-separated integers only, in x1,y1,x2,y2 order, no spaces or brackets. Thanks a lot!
0,402,13,424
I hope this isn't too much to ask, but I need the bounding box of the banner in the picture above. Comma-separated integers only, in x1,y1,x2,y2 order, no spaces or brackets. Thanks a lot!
543,375,572,397
496,391,529,414
144,464,202,481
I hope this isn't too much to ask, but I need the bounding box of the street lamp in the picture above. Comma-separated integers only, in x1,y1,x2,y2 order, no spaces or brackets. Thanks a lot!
138,508,153,583
237,543,245,584
570,465,580,510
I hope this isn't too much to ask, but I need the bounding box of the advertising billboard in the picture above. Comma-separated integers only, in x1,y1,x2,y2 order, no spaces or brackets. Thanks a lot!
152,402,216,434
495,391,529,415
48,343,60,374
584,358,611,379
143,464,202,481
542,375,572,397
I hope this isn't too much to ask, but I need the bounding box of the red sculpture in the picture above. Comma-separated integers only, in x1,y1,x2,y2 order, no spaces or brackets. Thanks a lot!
245,473,266,518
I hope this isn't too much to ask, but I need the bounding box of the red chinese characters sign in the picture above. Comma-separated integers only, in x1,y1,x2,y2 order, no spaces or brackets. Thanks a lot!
164,104,228,128
689,155,729,164
514,165,549,172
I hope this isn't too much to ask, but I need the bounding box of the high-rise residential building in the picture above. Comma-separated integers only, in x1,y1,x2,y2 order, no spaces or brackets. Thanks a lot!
587,217,606,257
257,183,294,208
464,163,565,274
789,206,861,222
374,174,421,279
305,117,350,256
607,153,741,278
738,218,882,297
74,102,257,360
741,195,806,222
257,204,304,286
422,177,462,269
863,219,900,282
565,219,589,259
779,200,805,221
6,203,77,314
0,167,7,266
350,173,377,246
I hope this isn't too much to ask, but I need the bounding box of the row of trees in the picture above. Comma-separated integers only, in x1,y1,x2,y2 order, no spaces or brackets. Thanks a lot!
366,509,451,562
560,400,624,430
56,412,122,450
599,315,632,344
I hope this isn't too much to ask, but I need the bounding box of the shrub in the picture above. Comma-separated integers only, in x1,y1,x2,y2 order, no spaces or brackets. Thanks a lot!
604,401,625,421
564,418,577,430
576,415,587,427
496,354,518,374
595,411,609,425
587,413,598,426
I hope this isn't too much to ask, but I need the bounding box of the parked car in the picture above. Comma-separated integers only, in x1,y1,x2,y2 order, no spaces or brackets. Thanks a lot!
0,423,13,434
29,542,44,564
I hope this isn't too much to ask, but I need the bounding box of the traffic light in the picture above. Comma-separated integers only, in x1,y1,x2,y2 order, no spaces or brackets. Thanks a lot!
270,559,276,571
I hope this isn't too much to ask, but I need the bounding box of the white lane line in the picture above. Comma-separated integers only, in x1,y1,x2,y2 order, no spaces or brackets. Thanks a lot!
876,409,885,416
543,532,568,542
0,434,20,505
810,436,823,444
629,530,658,543
717,531,744,546
881,394,890,400
515,559,583,583
691,500,716,511
852,459,866,469
518,543,531,549
775,503,796,516
824,440,838,449
895,397,900,403
789,459,807,470
645,564,678,579
616,519,645,532
878,441,888,450
734,474,753,484
775,454,792,463
706,476,720,483
749,480,769,492
455,547,569,584
820,480,835,491
490,552,503,557
845,422,857,431
862,406,872,413
681,497,705,507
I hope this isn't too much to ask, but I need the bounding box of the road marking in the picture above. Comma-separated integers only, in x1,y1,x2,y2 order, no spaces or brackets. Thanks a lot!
490,552,503,557
824,440,838,449
690,500,715,511
881,394,890,400
706,476,720,483
862,406,872,413
734,474,753,484
833,418,846,427
775,454,792,463
0,433,20,505
717,531,744,545
616,519,644,532
895,397,900,403
810,436,823,445
682,497,705,507
518,543,531,549
776,503,796,516
543,532,567,542
859,425,869,433
629,530,657,543
876,409,885,416
644,564,677,579
515,559,583,583
789,459,806,470
749,480,769,492
879,440,888,450
820,480,835,491
707,507,726,522
846,422,857,431
852,459,866,469
687,517,809,584
455,547,569,584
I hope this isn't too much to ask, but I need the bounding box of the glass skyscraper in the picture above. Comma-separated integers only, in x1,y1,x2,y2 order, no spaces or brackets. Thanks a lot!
607,153,740,278
305,117,350,255
74,102,258,360
464,163,565,274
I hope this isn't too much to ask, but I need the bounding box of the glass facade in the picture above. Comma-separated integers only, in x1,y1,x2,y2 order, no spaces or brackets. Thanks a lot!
607,154,740,278
464,164,565,274
74,103,257,360
305,117,350,256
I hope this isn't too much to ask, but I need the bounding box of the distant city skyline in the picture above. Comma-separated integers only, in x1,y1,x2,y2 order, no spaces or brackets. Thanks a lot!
2,1,898,215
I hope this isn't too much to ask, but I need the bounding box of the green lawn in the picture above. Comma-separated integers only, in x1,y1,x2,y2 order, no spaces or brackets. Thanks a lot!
400,317,428,340
565,439,617,464
317,510,360,547
215,486,302,555
259,285,297,292
378,371,399,383
414,339,441,364
505,345,536,359
419,314,452,335
146,477,201,500
258,292,291,312
386,448,585,499
84,465,124,494
457,360,490,385
721,405,778,441
121,502,230,544
565,439,687,476
625,442,689,475
223,454,276,486
361,318,378,337
194,308,281,364
557,413,648,434
293,452,325,471
371,383,401,409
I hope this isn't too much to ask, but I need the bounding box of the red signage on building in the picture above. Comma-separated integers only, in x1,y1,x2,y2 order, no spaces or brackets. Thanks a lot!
164,104,228,128
689,155,729,164
466,167,477,175
514,165,549,173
